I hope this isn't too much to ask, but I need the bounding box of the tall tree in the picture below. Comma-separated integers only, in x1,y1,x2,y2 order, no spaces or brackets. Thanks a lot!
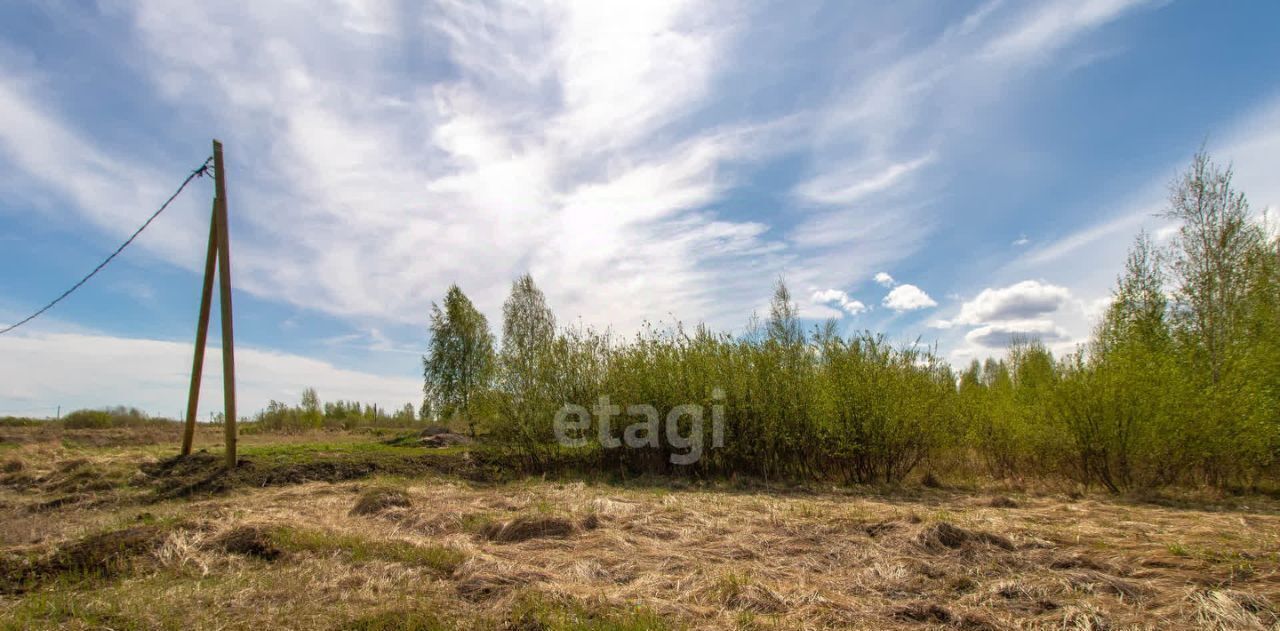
766,277,803,348
424,284,495,436
1078,233,1185,489
1163,150,1264,383
300,387,321,428
500,273,556,392
497,273,558,465
1098,232,1170,354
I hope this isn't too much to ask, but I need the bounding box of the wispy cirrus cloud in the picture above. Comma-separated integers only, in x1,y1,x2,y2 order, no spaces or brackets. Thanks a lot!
980,0,1151,63
0,0,1163,338
0,0,1219,417
782,0,1160,306
120,0,806,334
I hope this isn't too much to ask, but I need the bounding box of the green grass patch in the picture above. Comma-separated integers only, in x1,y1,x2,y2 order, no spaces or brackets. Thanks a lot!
238,440,437,460
269,527,466,575
508,591,673,631
339,609,449,631
0,590,150,631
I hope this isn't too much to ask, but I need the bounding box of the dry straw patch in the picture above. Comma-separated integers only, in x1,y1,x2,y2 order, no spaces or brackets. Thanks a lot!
2,442,1280,628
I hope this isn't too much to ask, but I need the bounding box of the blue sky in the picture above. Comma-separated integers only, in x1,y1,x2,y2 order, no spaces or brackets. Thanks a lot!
2,0,1279,418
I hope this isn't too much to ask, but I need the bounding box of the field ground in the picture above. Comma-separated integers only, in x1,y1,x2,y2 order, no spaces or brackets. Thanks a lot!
1,426,1278,630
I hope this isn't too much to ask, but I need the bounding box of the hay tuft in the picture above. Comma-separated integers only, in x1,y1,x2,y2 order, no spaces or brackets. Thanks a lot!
479,516,577,543
350,488,412,516
916,521,1014,551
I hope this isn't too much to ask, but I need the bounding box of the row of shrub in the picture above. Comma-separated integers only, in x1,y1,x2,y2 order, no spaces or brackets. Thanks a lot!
0,406,177,429
424,152,1280,491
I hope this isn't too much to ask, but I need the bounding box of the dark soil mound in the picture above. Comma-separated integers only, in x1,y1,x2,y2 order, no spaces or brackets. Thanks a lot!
140,450,498,500
1,524,173,594
217,526,283,561
864,520,900,537
55,458,90,472
0,472,37,489
894,602,953,624
988,496,1019,508
419,433,474,448
54,525,171,572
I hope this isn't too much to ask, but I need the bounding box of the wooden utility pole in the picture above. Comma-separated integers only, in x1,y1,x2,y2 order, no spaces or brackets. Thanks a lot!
213,140,238,468
181,200,218,455
180,139,238,468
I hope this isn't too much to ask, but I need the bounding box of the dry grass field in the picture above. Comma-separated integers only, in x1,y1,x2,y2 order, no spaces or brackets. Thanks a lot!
1,425,1278,630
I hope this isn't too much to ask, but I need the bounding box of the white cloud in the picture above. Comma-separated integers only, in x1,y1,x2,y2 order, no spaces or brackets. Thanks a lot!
1022,208,1157,266
0,1,793,337
0,0,1178,374
954,280,1072,325
874,272,896,287
939,281,1078,356
964,319,1069,348
981,0,1152,63
973,91,1280,364
883,284,937,312
810,289,868,316
0,331,421,419
794,153,935,206
783,0,1157,302
0,62,208,267
1212,96,1280,239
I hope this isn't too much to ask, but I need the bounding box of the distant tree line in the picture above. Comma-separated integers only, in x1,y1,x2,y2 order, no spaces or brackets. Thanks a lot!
423,151,1278,491
248,386,425,432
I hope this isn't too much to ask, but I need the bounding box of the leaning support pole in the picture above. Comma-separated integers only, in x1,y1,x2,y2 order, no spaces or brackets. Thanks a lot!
212,139,238,469
180,200,219,455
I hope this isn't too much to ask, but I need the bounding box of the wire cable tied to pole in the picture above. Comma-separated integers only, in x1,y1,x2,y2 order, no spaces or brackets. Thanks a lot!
0,157,213,336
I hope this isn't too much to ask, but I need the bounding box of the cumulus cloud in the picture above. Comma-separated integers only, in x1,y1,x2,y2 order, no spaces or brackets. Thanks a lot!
874,272,896,287
811,289,868,316
964,319,1069,348
942,281,1081,353
954,280,1071,325
883,284,936,312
